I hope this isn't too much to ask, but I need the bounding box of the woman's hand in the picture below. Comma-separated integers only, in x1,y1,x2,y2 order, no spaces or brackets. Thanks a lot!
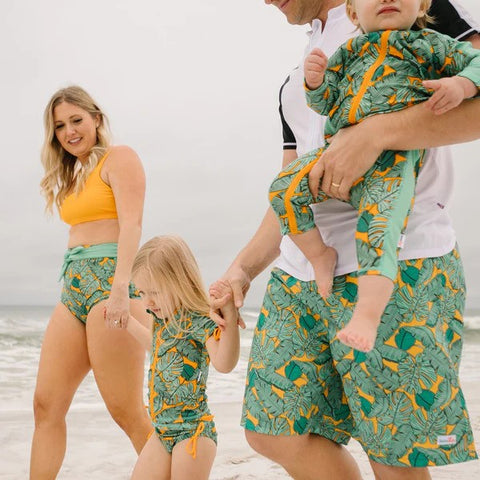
308,121,383,201
104,286,130,329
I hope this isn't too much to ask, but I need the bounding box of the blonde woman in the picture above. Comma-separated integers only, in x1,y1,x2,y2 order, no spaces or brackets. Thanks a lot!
31,86,152,479
126,235,240,480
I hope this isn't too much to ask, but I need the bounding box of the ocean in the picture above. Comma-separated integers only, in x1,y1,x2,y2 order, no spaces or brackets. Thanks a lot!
0,306,258,414
1,306,479,414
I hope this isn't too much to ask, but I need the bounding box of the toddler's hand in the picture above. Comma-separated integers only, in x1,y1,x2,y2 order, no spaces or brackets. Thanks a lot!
209,280,245,330
305,48,328,90
423,76,477,115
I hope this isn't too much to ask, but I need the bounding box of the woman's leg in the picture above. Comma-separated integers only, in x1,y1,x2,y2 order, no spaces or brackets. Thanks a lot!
171,437,216,480
30,303,91,480
86,299,152,453
131,434,171,480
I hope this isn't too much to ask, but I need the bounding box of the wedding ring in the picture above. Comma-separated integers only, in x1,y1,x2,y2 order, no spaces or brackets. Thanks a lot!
331,182,340,188
114,319,120,326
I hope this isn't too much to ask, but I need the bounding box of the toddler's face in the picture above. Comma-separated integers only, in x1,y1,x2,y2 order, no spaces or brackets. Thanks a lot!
348,0,426,32
134,274,173,318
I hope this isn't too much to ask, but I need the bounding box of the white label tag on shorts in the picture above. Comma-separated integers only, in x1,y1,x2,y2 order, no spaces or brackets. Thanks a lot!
397,234,406,249
437,435,457,446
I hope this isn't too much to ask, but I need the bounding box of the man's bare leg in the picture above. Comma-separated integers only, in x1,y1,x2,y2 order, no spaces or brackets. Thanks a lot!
370,460,431,480
245,430,362,480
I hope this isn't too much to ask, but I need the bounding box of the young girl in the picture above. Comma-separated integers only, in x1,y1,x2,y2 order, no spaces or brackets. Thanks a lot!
269,0,480,352
125,235,240,480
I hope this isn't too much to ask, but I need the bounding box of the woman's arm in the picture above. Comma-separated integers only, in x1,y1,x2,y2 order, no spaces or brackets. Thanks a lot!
126,314,152,350
104,145,146,325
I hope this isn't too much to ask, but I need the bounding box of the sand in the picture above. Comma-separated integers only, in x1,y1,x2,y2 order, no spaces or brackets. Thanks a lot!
1,380,478,480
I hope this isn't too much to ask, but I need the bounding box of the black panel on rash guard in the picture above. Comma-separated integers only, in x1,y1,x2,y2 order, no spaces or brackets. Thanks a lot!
414,0,480,40
280,75,297,150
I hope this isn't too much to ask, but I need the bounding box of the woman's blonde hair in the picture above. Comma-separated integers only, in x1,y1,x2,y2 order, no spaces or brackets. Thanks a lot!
132,235,211,335
40,85,111,213
346,0,433,29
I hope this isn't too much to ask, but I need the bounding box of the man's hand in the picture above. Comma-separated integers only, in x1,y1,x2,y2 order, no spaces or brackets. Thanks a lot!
308,123,383,200
209,267,250,329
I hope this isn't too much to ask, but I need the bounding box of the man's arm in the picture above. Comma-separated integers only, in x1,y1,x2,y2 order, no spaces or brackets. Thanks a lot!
219,149,297,307
310,96,480,200
309,29,480,201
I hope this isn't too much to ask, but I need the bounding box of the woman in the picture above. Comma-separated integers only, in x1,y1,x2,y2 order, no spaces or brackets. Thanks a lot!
31,86,152,479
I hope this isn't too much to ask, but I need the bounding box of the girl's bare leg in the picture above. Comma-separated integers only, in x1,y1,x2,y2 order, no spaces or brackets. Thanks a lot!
171,437,216,480
131,434,171,480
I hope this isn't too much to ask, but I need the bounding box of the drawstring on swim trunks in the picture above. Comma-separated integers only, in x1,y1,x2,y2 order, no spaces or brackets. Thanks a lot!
186,414,214,458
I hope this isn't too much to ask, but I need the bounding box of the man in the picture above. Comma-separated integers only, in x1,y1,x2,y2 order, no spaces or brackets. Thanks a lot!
218,1,480,479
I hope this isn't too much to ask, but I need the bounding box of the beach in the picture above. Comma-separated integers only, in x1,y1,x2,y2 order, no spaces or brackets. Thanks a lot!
1,386,479,480
0,307,479,479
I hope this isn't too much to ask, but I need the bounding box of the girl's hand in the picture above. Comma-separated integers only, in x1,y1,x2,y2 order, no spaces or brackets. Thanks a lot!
104,287,130,329
304,48,328,90
209,280,245,330
423,77,477,115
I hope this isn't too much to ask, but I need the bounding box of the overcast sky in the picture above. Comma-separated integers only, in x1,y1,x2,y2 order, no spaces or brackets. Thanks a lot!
1,1,479,310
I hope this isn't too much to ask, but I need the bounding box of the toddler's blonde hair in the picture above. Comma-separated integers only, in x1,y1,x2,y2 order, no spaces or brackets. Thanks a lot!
132,235,210,335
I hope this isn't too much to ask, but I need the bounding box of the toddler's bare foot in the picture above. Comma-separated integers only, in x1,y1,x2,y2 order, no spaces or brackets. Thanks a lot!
311,246,337,298
337,314,380,352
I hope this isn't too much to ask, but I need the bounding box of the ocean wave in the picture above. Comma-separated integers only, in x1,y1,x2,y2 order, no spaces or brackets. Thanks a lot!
464,316,480,331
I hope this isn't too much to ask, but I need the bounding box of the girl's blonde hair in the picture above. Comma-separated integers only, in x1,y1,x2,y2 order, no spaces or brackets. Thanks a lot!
132,235,211,334
346,0,433,29
40,85,111,213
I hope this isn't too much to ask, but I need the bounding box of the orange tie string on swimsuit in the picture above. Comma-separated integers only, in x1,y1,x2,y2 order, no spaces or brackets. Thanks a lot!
186,414,214,458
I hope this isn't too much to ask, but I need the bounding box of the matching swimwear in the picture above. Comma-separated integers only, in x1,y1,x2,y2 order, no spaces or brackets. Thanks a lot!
148,311,220,457
60,151,118,226
58,151,138,323
242,248,478,467
269,29,480,281
60,243,139,324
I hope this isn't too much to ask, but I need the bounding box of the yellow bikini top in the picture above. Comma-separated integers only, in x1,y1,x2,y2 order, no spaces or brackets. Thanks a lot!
60,152,118,226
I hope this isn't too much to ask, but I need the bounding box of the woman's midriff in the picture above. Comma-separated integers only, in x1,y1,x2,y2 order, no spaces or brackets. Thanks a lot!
67,218,120,248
